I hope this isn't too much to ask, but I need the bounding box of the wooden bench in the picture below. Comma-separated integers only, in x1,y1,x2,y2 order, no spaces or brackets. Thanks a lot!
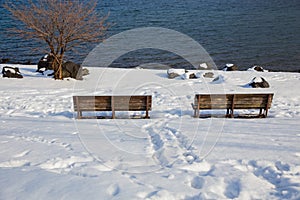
192,93,273,118
73,95,152,119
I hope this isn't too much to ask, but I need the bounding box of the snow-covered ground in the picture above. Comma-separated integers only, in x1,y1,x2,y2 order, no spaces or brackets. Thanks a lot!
0,64,299,199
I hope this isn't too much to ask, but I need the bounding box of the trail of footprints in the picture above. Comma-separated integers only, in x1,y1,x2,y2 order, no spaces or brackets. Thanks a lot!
143,119,199,168
2,123,298,199
9,134,73,151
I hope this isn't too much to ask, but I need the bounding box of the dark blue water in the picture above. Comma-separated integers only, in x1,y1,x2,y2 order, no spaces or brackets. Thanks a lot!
1,0,299,71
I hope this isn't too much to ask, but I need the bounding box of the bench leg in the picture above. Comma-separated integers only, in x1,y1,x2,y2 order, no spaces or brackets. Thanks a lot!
226,109,233,118
258,109,268,118
145,110,150,119
230,109,234,118
259,108,265,117
192,102,200,118
226,109,230,117
112,110,115,119
259,108,263,116
265,106,270,117
194,109,200,118
230,94,235,118
77,110,82,119
264,109,268,118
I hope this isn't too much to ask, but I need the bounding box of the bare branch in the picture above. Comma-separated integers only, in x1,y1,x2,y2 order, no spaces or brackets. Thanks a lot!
4,0,110,79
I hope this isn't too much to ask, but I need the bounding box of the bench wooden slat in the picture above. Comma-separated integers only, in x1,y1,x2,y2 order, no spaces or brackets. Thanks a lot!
112,96,151,111
192,93,273,118
73,95,152,119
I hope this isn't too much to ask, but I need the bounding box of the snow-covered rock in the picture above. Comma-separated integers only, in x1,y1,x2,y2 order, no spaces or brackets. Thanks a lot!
247,65,268,72
223,63,238,71
203,72,214,78
248,76,270,88
181,71,199,80
167,68,185,79
2,66,23,78
212,75,225,84
199,63,209,69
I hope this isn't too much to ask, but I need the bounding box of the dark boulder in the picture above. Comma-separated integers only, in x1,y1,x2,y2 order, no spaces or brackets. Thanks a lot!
189,73,197,79
37,54,54,73
61,61,84,80
249,77,270,88
168,72,180,79
223,63,238,71
254,65,264,72
2,66,23,78
247,65,267,72
167,69,185,79
212,75,225,84
203,72,214,78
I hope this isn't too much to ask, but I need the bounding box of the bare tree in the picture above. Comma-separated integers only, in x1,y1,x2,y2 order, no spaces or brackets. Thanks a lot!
4,0,110,79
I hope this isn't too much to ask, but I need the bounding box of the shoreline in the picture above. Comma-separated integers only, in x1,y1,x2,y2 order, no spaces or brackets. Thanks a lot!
2,63,299,74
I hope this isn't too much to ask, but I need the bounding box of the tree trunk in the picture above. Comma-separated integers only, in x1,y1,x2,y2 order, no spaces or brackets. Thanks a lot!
58,51,65,80
58,61,63,80
51,57,59,79
52,54,64,80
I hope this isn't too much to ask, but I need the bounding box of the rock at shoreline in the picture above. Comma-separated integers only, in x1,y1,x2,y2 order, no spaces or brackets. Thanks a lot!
189,73,198,79
37,54,54,73
81,68,89,77
181,71,202,80
203,72,214,78
167,69,185,79
168,72,179,79
249,77,270,88
223,63,238,71
212,75,225,84
2,66,23,79
199,63,209,69
62,61,85,80
247,65,268,72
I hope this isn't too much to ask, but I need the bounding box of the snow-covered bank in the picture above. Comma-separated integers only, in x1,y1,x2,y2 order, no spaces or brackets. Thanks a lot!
0,64,299,199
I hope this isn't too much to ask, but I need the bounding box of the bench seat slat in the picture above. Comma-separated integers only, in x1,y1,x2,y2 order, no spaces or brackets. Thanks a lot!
193,93,273,118
73,95,152,119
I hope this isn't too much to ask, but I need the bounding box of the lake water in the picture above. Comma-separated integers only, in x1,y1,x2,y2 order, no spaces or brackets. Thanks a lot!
0,0,299,71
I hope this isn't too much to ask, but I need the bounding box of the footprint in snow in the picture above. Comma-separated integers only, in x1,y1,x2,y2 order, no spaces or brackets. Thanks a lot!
13,150,31,158
224,179,241,199
0,160,31,168
106,184,120,196
191,176,205,189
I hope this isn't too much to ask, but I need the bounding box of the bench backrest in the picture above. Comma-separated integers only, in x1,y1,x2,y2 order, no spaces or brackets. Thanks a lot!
73,95,152,111
195,94,273,109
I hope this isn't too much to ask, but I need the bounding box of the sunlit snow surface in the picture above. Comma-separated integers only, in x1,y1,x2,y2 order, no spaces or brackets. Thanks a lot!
0,64,299,199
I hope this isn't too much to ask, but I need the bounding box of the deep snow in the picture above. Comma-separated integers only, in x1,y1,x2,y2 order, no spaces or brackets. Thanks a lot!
0,64,299,199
